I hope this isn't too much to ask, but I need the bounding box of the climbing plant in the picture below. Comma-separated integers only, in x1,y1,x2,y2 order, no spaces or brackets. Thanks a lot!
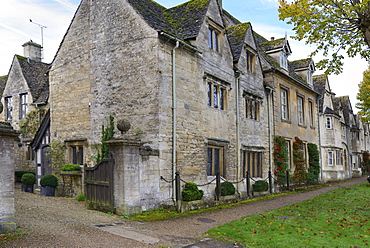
94,115,115,164
292,137,308,184
47,142,67,171
19,109,46,137
273,136,288,186
307,143,320,183
362,151,370,173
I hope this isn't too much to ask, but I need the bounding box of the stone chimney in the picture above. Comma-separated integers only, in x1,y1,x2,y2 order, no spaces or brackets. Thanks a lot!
22,40,42,62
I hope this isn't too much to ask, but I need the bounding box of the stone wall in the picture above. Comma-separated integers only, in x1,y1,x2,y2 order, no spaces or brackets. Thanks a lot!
0,122,19,233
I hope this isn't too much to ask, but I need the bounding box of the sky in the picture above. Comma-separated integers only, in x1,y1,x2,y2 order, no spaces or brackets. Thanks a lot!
0,0,368,112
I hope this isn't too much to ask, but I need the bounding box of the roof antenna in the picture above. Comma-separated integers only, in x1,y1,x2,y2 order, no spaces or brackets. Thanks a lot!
30,19,47,58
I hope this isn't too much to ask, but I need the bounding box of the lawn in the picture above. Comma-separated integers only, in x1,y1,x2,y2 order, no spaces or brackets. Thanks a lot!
206,183,370,247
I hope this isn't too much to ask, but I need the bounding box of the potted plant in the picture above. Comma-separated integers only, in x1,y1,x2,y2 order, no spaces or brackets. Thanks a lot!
21,173,36,193
60,164,82,174
40,174,58,196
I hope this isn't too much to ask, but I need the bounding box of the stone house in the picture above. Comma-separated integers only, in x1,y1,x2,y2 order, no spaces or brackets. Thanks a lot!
48,0,272,210
0,41,50,172
256,35,321,174
314,75,349,181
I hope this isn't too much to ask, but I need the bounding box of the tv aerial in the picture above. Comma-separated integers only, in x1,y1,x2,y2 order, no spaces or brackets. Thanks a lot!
29,19,47,48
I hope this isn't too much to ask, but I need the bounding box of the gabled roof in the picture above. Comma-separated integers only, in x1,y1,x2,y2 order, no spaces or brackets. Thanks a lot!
226,22,250,63
0,75,8,98
14,55,50,104
128,0,211,40
290,58,313,71
260,38,286,52
313,74,327,96
336,96,353,126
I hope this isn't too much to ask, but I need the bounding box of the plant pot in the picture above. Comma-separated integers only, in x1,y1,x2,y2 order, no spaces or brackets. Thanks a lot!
40,186,56,196
21,183,34,193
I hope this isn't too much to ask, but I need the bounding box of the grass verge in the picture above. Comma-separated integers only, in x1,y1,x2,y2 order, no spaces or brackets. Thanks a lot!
206,183,370,247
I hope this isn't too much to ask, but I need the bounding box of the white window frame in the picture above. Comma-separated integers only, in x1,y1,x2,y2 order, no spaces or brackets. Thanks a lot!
328,151,333,166
281,88,288,120
19,93,28,119
5,96,12,120
298,96,304,125
326,116,332,129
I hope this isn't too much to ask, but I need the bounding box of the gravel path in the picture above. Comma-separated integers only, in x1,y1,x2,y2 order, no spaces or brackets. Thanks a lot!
1,176,366,248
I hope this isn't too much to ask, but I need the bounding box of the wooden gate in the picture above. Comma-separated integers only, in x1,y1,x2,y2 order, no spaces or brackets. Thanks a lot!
85,158,115,213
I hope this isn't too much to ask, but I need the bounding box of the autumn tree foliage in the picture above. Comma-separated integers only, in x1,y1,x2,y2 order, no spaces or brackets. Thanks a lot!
356,66,370,124
278,0,370,75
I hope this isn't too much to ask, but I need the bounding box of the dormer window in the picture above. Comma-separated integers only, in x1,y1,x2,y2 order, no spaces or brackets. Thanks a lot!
208,27,219,52
280,43,291,70
307,63,315,85
246,50,256,73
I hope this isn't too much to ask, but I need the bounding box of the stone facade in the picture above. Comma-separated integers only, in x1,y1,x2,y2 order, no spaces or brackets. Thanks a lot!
0,122,19,233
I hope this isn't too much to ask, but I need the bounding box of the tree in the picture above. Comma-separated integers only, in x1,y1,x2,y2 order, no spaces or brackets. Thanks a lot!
356,65,370,123
278,0,370,75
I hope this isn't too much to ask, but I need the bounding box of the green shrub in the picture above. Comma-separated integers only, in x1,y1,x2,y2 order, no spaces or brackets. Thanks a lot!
21,173,36,185
40,174,58,187
76,194,85,202
15,171,35,177
252,180,269,192
182,182,204,201
61,164,81,171
216,181,236,196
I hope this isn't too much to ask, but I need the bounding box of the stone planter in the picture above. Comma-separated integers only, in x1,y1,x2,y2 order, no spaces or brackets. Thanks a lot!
40,186,56,197
21,183,34,193
60,170,81,175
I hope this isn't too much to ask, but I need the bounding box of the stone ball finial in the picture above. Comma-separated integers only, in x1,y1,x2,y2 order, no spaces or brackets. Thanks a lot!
117,119,131,134
0,101,3,114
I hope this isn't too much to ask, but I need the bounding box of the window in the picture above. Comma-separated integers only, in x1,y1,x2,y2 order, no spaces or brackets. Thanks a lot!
27,145,35,161
286,140,291,170
5,97,12,120
207,146,224,177
298,96,304,125
71,146,84,165
326,116,332,129
308,100,314,126
281,88,289,120
208,82,226,110
242,151,263,178
328,151,333,166
245,98,260,120
336,151,343,165
208,27,219,52
19,93,28,119
246,50,255,73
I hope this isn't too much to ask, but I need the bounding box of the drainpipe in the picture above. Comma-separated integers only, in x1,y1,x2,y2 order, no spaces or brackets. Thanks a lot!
266,86,274,174
235,70,242,191
172,41,180,200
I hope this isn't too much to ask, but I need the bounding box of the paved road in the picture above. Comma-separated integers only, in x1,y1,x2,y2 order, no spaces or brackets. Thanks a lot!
1,176,367,248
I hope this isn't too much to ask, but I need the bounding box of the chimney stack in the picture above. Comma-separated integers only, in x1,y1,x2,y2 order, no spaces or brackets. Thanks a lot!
22,40,42,62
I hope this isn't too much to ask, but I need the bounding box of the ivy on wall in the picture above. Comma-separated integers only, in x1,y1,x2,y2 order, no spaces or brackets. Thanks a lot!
307,143,320,183
273,135,288,186
19,109,46,138
292,137,308,184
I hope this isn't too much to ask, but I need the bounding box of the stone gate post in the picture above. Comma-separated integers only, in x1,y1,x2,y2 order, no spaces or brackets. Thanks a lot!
0,122,20,233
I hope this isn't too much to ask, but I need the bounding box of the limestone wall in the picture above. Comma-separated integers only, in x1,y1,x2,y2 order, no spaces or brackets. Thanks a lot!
0,122,19,233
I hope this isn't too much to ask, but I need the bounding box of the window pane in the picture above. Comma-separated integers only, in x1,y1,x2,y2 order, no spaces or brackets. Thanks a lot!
220,88,224,110
214,149,220,174
208,29,213,49
207,148,213,175
213,31,218,52
207,83,212,106
214,85,218,108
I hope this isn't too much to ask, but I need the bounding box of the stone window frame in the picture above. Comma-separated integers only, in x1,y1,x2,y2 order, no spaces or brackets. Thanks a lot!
19,93,28,119
280,86,290,122
243,91,262,121
206,17,224,53
5,96,12,121
308,99,315,128
326,116,332,129
297,94,305,126
245,47,256,74
65,139,87,165
328,150,333,166
206,138,229,178
242,147,264,178
205,73,230,111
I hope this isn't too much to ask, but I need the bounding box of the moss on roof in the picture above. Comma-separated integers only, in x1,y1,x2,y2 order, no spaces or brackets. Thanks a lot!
226,23,250,62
